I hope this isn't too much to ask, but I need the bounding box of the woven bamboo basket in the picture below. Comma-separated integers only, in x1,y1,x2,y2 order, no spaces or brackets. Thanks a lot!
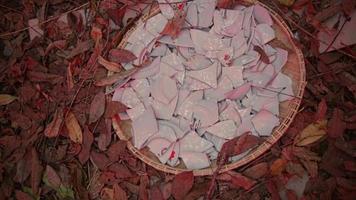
112,0,306,176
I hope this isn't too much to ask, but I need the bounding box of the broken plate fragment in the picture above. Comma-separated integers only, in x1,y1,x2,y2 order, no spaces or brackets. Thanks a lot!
251,109,280,136
180,151,210,170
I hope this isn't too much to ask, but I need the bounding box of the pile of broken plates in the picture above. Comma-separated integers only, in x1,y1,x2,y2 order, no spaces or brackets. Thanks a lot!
112,0,295,170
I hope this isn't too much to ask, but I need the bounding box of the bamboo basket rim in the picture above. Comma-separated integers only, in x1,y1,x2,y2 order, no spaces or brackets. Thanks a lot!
112,0,306,176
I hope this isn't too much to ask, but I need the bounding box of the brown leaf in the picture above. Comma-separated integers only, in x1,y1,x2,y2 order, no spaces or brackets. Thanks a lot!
270,158,287,176
67,40,93,58
13,151,31,183
107,7,126,26
15,190,33,200
107,140,127,162
161,11,186,39
108,48,137,63
113,184,128,200
98,56,122,72
27,71,63,84
0,94,17,105
243,162,269,179
228,171,257,190
65,111,83,144
254,46,270,64
172,171,194,200
150,186,164,200
91,26,102,42
217,0,235,9
94,67,137,87
89,91,106,124
31,148,43,195
44,165,61,188
344,160,356,172
313,98,327,122
90,151,110,170
327,108,346,138
44,109,63,138
45,40,66,55
233,133,259,156
108,163,133,179
295,119,327,146
139,175,149,200
105,101,128,118
78,126,94,164
277,0,295,7
66,65,74,90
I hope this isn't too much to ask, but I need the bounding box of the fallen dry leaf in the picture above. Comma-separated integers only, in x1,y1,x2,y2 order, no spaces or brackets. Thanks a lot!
78,126,94,164
228,171,257,190
89,91,106,124
98,56,122,72
172,171,194,200
254,46,270,64
94,67,137,86
31,148,43,195
243,162,269,179
314,98,327,122
161,10,186,39
44,109,63,138
109,48,137,63
278,0,295,7
270,158,287,176
295,119,327,146
113,184,128,200
327,108,346,138
44,165,61,188
0,94,17,106
65,111,83,144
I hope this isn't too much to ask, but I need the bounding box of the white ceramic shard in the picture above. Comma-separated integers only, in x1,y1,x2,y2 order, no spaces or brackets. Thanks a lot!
158,120,186,139
127,23,156,47
180,151,210,170
177,90,203,120
145,13,168,37
253,5,273,26
205,75,234,101
185,2,198,27
255,24,275,45
213,9,244,37
159,30,195,48
120,87,141,108
147,138,173,164
236,106,257,136
251,109,279,136
232,31,249,58
219,100,242,126
150,122,178,142
251,95,279,115
206,120,237,140
190,29,227,56
161,51,185,71
130,78,150,98
206,148,219,160
243,6,254,38
221,66,244,88
151,76,178,104
204,132,227,151
150,43,168,57
166,142,180,167
184,55,212,70
132,57,161,79
217,47,234,67
195,0,216,27
179,131,214,152
157,0,183,19
270,72,295,102
132,106,158,148
127,103,146,120
272,48,288,73
233,50,260,66
187,62,218,89
151,95,178,120
225,83,251,100
192,100,219,127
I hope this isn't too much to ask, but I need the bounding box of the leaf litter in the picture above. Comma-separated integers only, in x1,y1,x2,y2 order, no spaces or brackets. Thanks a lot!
0,0,355,200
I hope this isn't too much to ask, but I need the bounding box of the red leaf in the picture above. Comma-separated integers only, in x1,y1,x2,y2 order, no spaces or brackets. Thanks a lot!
266,180,280,200
45,40,66,55
233,133,259,156
44,165,61,188
91,26,102,42
109,48,137,63
108,163,133,179
67,40,93,59
107,140,127,162
44,109,63,138
13,151,31,183
243,162,269,179
161,11,186,39
107,7,126,26
139,175,149,200
78,126,94,164
344,160,356,172
94,67,137,87
89,91,106,124
15,190,32,200
150,186,164,200
105,101,127,118
90,151,110,170
217,0,235,9
314,98,327,122
98,56,123,72
286,190,298,200
31,148,43,195
327,108,346,138
254,46,270,64
113,184,128,200
228,171,256,190
172,171,194,200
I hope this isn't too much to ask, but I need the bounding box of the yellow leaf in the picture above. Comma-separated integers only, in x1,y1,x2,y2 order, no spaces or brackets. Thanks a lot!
0,94,17,106
65,111,83,144
270,158,287,176
296,120,327,146
278,0,295,7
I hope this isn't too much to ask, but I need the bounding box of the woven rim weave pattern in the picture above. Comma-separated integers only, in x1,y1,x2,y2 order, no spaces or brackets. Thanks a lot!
112,0,306,176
